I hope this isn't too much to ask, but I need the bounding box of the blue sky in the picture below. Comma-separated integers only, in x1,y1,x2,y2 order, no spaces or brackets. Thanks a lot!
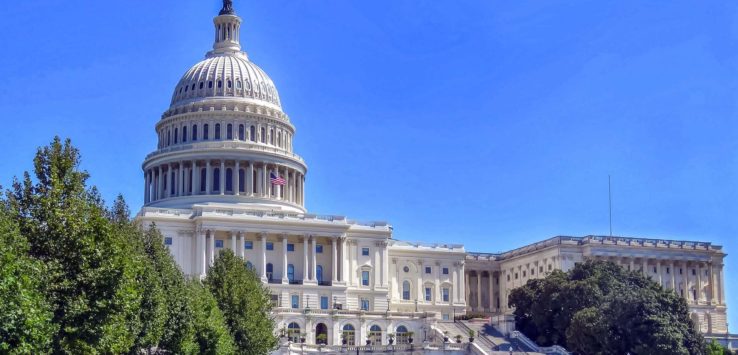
1,0,737,331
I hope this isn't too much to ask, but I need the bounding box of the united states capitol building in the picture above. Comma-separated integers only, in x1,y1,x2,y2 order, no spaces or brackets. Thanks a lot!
137,2,731,353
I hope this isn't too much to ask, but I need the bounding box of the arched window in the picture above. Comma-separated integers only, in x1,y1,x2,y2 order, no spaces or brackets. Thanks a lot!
250,126,256,142
214,124,221,140
182,126,188,142
266,263,273,281
369,325,382,345
184,85,188,92
260,127,266,142
225,168,233,192
217,80,223,89
174,128,178,144
226,124,233,140
236,80,242,89
316,265,323,283
277,131,282,147
238,124,245,140
287,264,295,282
208,81,213,89
199,82,204,89
238,169,245,193
192,125,198,141
191,83,195,91
227,80,232,89
287,322,300,343
342,324,356,345
200,168,206,192
203,124,209,140
270,129,275,145
213,168,220,192
402,281,411,300
315,323,328,345
396,326,409,344
167,130,171,146
170,173,176,195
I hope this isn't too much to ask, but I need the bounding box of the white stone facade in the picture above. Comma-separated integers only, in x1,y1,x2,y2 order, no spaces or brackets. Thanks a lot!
136,2,730,351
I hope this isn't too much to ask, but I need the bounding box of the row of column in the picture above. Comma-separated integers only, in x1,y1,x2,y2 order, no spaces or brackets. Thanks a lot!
194,229,346,285
144,159,304,205
597,255,724,306
465,271,498,312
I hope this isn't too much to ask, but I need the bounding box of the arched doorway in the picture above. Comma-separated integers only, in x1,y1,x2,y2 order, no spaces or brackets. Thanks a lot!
315,323,328,345
287,322,300,343
369,325,382,345
342,324,356,345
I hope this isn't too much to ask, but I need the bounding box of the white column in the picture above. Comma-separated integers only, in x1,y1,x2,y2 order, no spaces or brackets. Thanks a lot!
282,235,289,283
192,160,198,195
235,160,240,195
331,238,338,283
199,229,207,277
642,259,648,276
373,244,380,288
708,262,715,304
262,163,269,197
179,161,184,196
206,160,212,194
302,236,309,282
231,231,237,253
219,160,225,195
718,263,725,305
209,230,215,267
465,272,470,305
247,162,253,195
697,263,703,303
340,237,348,283
260,233,268,282
670,261,676,290
382,243,389,287
476,272,482,310
489,272,495,312
255,164,262,196
656,260,662,286
237,232,244,259
311,236,318,282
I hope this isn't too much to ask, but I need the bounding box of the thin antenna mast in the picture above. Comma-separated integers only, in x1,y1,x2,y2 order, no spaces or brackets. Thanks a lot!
608,175,612,237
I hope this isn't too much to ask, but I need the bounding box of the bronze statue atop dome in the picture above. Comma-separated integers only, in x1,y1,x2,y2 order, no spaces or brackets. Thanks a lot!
219,0,235,15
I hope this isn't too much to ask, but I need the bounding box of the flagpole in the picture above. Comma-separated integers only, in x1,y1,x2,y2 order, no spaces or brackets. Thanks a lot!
608,175,612,237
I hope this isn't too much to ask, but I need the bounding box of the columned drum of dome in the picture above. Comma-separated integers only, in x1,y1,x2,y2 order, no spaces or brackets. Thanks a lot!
142,2,306,212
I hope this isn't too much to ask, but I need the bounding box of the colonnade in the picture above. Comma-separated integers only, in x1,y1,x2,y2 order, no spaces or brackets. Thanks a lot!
591,255,725,306
144,159,304,206
194,229,347,286
157,119,292,153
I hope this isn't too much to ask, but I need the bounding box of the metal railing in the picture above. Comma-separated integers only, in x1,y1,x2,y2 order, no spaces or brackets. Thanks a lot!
510,331,570,355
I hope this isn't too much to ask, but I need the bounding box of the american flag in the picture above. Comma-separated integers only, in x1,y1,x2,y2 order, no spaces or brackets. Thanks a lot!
270,172,286,185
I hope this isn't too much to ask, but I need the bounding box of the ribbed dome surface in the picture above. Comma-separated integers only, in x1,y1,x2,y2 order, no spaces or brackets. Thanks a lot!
170,53,281,109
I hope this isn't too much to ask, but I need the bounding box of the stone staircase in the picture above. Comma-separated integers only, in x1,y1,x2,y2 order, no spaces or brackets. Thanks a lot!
433,321,544,355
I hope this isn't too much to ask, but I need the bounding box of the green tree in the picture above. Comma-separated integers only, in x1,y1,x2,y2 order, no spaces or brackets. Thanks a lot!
6,137,144,353
509,260,706,355
205,249,277,354
0,197,56,354
707,340,734,355
188,280,236,354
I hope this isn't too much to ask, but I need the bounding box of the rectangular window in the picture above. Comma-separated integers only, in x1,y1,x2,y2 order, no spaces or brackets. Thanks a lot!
360,298,369,311
442,267,449,275
442,313,450,321
266,242,274,251
692,269,696,276
425,266,432,274
442,288,450,302
316,244,323,253
362,247,369,256
362,271,370,286
215,240,224,248
164,237,173,246
320,296,329,310
244,241,253,249
287,243,295,252
291,295,299,309
425,287,432,301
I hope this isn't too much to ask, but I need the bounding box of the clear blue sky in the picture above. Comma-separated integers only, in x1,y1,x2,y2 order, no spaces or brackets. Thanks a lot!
1,0,737,331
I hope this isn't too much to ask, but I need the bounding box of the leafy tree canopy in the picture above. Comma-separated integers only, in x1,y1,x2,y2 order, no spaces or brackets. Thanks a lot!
509,259,706,355
205,249,278,355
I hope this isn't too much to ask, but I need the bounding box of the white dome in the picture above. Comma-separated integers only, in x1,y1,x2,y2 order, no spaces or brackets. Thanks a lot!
170,53,281,110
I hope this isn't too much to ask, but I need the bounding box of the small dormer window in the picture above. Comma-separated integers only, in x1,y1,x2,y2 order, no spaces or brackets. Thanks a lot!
227,80,232,88
184,85,188,92
217,80,223,88
199,82,204,89
191,83,195,91
208,81,213,89
236,80,242,89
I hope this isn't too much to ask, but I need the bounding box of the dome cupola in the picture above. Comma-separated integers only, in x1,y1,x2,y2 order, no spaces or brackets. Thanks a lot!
141,0,307,213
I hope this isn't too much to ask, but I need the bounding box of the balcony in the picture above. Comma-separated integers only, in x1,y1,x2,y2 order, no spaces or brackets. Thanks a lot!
318,280,332,286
